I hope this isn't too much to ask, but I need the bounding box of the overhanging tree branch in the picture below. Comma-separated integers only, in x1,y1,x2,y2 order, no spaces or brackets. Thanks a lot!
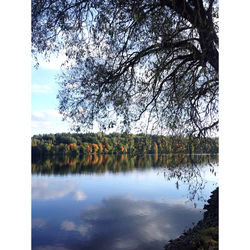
32,0,219,136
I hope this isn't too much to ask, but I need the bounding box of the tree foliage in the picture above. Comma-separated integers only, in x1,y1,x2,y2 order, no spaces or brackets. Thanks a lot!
32,0,219,136
31,132,218,158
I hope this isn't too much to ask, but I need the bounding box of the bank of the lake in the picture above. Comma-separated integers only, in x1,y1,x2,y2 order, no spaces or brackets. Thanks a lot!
165,187,218,250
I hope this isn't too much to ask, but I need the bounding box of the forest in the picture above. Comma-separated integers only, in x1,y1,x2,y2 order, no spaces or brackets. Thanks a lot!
32,132,218,158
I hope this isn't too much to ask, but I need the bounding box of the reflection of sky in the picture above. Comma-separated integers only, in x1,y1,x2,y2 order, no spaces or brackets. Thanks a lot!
32,165,218,205
32,178,87,201
63,196,202,250
33,218,47,229
32,165,218,250
33,196,203,250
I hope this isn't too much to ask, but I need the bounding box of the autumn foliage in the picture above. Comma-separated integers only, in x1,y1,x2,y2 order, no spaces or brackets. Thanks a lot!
32,133,218,158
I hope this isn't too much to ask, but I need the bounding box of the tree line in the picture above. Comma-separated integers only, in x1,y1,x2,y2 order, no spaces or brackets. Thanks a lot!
32,132,218,158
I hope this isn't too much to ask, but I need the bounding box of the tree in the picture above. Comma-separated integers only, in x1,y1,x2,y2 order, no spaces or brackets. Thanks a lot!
32,0,218,136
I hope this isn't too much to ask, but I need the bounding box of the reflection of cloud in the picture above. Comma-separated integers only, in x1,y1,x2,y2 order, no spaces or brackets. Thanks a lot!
61,196,203,250
32,179,75,200
61,220,89,236
32,178,88,202
32,218,46,229
61,221,76,231
155,197,189,206
73,191,87,201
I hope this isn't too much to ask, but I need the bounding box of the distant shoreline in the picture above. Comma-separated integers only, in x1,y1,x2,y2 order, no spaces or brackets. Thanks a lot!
32,132,219,157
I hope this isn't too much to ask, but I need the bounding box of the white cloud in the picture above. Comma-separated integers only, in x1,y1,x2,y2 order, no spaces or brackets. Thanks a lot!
32,109,61,121
32,121,52,129
31,109,71,134
61,220,89,236
38,57,65,70
34,50,75,70
32,84,52,94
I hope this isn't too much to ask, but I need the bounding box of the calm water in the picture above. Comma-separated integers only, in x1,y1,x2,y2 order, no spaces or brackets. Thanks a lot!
32,154,218,250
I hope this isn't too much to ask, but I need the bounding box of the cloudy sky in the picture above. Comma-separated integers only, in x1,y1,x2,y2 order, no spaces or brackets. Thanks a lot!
31,55,72,136
31,54,118,135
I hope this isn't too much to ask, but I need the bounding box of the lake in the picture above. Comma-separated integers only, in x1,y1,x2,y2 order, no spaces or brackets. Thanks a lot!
32,154,218,250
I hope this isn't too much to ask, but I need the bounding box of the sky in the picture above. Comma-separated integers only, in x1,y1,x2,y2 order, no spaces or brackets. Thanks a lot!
31,56,72,136
31,55,116,136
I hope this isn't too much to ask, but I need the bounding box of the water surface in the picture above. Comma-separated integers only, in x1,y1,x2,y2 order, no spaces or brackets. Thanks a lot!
32,154,218,250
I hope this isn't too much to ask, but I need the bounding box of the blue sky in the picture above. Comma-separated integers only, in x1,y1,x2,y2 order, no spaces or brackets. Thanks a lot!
31,56,72,135
31,55,120,136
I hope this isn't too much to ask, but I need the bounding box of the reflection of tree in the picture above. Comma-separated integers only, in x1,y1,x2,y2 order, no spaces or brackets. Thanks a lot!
32,154,218,206
32,154,218,175
161,155,218,206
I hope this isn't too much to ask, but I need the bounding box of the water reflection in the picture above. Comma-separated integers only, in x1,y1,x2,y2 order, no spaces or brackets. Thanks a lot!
77,196,201,248
32,154,218,175
162,162,217,205
33,196,203,250
32,178,87,201
32,218,47,229
32,154,218,204
32,154,218,250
